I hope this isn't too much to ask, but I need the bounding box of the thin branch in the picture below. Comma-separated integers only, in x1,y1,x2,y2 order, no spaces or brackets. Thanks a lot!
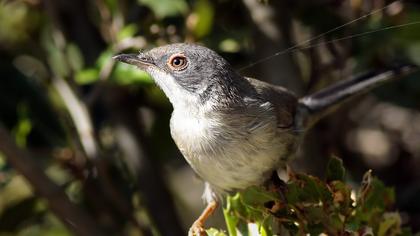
52,77,99,159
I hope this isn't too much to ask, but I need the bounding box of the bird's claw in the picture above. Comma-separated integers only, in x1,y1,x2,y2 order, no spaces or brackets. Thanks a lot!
188,221,207,236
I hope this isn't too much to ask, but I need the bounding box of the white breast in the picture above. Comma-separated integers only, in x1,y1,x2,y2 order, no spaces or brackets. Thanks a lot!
170,102,297,193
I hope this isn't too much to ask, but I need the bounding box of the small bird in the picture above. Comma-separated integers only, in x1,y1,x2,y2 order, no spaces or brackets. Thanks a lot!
113,43,417,235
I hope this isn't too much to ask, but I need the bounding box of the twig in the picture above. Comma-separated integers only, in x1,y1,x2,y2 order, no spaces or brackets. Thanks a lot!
52,76,99,159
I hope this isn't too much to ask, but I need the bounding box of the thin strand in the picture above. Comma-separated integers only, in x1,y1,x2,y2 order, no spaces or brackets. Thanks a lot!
238,1,400,71
294,21,420,53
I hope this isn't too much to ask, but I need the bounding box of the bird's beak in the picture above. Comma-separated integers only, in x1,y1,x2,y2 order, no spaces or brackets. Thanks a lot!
112,53,155,70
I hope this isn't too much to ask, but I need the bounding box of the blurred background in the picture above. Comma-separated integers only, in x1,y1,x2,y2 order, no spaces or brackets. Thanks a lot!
0,0,420,235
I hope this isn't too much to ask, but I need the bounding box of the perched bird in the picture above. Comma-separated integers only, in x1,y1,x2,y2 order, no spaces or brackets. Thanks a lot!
113,43,417,235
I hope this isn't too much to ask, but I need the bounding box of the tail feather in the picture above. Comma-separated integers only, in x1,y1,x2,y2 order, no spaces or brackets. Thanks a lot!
296,64,419,130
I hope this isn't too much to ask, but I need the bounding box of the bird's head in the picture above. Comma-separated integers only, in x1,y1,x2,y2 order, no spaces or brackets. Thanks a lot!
113,43,246,108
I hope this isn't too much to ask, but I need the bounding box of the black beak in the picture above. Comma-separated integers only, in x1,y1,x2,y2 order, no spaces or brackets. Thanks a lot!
112,53,154,69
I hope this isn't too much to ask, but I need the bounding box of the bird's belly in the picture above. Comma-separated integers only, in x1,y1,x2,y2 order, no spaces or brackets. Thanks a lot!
170,112,296,192
191,141,286,191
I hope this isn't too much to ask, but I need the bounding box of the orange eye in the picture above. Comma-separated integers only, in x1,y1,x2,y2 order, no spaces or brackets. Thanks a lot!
168,54,188,70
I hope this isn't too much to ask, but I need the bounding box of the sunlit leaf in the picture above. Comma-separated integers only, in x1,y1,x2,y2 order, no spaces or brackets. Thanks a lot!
12,103,32,147
223,194,241,236
206,228,227,236
96,50,113,68
219,39,240,53
191,0,214,38
112,63,153,85
75,69,99,85
138,0,188,18
117,24,138,41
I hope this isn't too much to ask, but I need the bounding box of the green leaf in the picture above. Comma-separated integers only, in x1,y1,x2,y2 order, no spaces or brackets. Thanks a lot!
377,212,402,236
360,175,395,211
117,24,138,41
112,61,153,85
66,43,84,72
75,69,99,85
206,228,227,236
96,50,153,85
138,0,188,18
219,39,241,53
241,186,280,207
192,0,214,38
13,103,32,147
288,174,332,204
223,194,241,236
96,50,113,68
48,47,70,77
326,156,345,182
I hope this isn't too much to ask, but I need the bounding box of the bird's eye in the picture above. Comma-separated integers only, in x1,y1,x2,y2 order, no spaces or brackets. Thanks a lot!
168,54,188,71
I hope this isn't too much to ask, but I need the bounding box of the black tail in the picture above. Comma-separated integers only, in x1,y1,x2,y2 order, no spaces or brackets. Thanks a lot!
296,64,419,130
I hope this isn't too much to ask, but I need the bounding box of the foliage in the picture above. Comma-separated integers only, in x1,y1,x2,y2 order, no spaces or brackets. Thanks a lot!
209,157,412,236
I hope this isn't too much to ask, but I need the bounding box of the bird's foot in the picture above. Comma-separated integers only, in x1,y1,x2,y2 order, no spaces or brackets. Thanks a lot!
188,200,218,236
188,221,207,236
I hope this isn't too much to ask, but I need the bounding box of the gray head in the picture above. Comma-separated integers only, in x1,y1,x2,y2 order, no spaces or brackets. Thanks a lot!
113,43,249,108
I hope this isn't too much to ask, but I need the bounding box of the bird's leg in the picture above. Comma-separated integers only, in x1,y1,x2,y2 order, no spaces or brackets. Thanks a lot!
188,200,218,236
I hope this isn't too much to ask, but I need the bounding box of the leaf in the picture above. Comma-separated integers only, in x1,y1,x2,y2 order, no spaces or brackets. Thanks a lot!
223,190,275,236
219,39,241,53
66,43,84,72
206,228,227,236
258,217,274,236
326,156,345,182
329,181,352,213
191,0,214,38
138,0,188,18
241,186,280,208
377,212,402,236
13,103,32,147
48,47,70,77
361,176,395,211
117,24,138,41
112,62,153,85
96,50,113,68
223,194,240,236
75,69,99,85
287,174,332,204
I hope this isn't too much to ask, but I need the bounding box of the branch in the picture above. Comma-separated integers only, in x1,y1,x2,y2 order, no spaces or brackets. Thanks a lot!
52,76,99,159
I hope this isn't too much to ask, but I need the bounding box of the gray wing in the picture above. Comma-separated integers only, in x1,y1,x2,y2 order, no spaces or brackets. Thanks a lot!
244,77,298,128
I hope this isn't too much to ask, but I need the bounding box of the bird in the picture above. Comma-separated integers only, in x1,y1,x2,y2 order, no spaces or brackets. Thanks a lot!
113,43,417,235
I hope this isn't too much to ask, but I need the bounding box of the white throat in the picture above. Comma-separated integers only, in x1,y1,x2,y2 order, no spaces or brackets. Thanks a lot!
147,67,200,109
